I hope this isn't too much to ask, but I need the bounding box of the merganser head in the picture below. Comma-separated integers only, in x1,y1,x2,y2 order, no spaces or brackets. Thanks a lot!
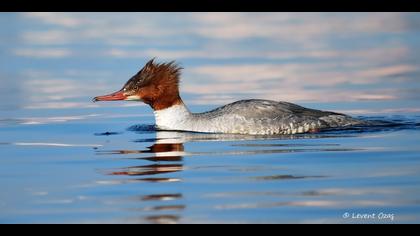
93,59,183,110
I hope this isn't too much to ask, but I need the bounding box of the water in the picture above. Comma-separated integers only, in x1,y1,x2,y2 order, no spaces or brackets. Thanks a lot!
1,107,419,223
1,13,420,224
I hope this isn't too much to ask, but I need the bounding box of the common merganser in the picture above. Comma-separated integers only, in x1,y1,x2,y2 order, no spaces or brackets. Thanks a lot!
93,59,366,135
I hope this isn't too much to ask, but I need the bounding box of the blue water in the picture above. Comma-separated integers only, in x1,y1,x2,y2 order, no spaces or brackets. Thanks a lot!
1,106,419,223
1,13,420,224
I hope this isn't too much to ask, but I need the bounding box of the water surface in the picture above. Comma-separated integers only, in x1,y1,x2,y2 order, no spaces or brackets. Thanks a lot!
1,107,419,223
1,12,420,224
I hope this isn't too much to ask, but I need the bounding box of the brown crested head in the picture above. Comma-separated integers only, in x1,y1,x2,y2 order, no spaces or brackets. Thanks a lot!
93,59,184,110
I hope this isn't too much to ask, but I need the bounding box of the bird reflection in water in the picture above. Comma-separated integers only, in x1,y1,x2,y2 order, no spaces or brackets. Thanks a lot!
97,130,188,224
95,127,362,224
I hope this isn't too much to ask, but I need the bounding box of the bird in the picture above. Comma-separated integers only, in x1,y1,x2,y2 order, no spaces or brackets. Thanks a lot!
93,59,367,135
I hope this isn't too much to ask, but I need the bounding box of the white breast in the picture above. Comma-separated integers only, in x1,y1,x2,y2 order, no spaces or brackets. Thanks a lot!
153,104,193,131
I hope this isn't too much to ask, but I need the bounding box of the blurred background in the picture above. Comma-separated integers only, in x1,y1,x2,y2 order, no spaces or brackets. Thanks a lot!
1,12,420,224
1,12,420,115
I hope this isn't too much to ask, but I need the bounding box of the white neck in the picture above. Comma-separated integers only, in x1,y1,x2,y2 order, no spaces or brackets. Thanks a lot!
153,103,193,131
